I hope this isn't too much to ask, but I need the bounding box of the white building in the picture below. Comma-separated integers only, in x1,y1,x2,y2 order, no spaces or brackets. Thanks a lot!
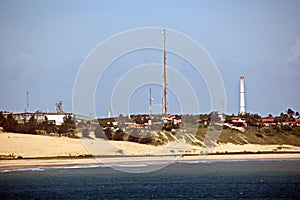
46,113,72,125
2,112,73,126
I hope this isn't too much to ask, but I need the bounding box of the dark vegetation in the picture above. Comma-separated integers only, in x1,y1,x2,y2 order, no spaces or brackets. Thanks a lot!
1,108,300,146
92,108,300,146
0,112,76,138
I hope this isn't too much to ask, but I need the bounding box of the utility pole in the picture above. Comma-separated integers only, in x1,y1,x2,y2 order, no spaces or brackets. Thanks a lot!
162,28,168,117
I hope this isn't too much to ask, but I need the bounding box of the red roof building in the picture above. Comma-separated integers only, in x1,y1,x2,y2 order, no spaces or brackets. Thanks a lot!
261,118,276,127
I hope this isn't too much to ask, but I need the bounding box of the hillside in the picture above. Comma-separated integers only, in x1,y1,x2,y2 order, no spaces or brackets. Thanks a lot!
77,124,300,147
204,128,300,146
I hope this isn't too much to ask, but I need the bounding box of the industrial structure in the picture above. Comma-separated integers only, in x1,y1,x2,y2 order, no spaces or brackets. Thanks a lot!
2,101,71,126
25,90,29,113
55,101,63,113
2,112,72,126
162,28,168,117
239,76,246,115
108,107,111,118
149,88,152,124
160,29,182,130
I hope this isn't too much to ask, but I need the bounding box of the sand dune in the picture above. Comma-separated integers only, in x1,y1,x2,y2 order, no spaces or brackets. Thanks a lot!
0,132,89,158
1,132,300,158
1,132,300,169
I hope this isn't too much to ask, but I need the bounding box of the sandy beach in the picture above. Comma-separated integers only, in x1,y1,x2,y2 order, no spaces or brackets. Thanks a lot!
1,132,300,169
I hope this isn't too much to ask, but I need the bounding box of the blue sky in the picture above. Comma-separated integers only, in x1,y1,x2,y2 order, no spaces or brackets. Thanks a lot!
0,0,300,117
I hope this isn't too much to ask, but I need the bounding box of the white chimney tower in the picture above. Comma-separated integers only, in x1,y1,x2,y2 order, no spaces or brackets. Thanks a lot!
108,107,111,118
239,76,246,115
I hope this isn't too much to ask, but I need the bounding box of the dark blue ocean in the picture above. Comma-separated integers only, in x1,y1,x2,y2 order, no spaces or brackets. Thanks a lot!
1,159,300,199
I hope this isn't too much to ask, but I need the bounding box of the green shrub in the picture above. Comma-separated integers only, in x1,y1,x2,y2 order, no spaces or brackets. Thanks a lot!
104,128,113,140
263,128,271,134
272,126,280,133
255,133,263,138
292,127,300,136
198,124,207,129
261,128,276,136
113,129,125,141
281,125,292,132
128,135,139,143
139,136,153,144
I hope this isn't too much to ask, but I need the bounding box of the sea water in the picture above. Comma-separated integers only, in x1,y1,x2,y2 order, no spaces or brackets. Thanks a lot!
0,159,300,199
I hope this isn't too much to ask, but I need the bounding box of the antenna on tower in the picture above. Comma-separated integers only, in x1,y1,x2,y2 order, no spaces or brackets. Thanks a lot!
25,90,29,113
221,100,225,122
162,28,168,117
55,101,63,113
149,88,153,126
149,88,152,119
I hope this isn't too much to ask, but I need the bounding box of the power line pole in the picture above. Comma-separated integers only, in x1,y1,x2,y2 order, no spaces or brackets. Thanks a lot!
162,28,168,117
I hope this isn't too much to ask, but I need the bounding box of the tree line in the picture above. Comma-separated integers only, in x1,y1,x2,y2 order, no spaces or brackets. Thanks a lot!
0,112,76,137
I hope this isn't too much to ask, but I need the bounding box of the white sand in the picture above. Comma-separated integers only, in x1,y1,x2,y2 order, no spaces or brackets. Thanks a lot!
1,132,300,168
0,132,89,157
1,132,300,158
212,142,300,153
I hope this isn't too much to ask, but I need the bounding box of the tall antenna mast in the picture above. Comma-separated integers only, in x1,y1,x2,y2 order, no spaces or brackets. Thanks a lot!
221,100,225,122
162,28,168,117
149,88,152,119
221,100,224,115
26,90,29,113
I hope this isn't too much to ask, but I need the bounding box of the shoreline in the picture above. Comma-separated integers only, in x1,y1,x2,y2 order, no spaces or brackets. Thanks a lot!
1,150,300,160
1,153,300,170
